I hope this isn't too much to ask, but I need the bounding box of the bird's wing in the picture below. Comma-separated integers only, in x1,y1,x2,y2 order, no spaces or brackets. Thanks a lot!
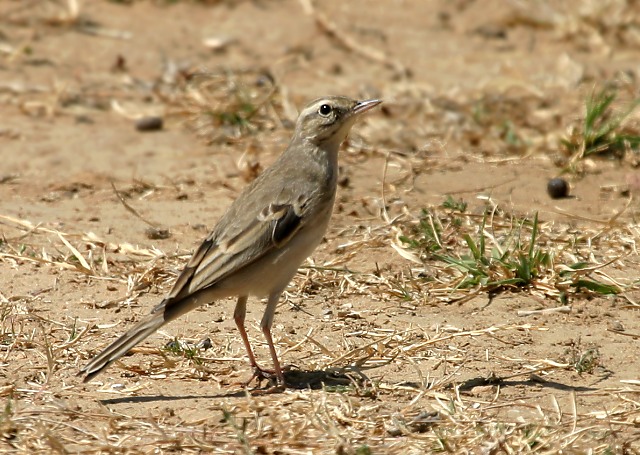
80,189,310,380
154,192,308,311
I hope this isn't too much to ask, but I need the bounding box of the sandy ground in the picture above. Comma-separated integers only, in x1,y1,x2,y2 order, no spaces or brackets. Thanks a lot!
1,1,640,453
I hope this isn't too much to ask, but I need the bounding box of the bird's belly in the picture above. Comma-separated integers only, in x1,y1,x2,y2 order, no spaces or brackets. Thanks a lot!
217,206,332,297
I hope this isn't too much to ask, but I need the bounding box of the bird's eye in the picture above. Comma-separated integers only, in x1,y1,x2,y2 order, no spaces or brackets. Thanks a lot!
318,104,332,116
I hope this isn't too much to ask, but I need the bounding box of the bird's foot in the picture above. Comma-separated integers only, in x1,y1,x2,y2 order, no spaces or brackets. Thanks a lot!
239,364,296,392
244,368,285,395
247,366,278,385
249,382,286,395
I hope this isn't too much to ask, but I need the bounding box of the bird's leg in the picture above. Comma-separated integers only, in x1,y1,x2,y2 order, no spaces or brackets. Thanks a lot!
233,295,279,386
234,296,261,371
260,291,286,388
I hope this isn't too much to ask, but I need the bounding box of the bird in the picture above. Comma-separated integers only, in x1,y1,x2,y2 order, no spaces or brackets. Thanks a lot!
79,96,382,389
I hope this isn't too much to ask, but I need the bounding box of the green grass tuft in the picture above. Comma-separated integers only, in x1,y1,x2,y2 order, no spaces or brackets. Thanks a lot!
563,86,640,163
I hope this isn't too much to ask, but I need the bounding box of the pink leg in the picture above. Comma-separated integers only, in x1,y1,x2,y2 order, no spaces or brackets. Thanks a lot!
233,296,260,369
234,295,281,387
261,292,285,386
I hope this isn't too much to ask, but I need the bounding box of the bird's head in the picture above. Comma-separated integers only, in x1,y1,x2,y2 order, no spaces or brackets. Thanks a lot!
294,96,381,150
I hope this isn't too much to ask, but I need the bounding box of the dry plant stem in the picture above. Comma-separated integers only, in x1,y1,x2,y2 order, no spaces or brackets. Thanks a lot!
445,177,519,195
551,195,632,226
57,232,91,272
298,0,408,76
607,329,640,339
517,306,571,317
76,25,132,40
497,364,561,381
591,195,633,241
0,213,67,237
380,151,392,224
110,181,159,228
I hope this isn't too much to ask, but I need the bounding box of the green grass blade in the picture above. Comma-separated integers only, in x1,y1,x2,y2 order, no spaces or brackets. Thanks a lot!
572,279,619,295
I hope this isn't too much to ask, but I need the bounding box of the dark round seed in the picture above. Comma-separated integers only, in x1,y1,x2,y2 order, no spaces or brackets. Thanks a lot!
547,178,569,199
135,116,163,132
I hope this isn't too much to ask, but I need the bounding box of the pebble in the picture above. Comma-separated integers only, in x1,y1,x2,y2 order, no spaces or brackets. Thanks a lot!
135,116,164,132
145,227,171,240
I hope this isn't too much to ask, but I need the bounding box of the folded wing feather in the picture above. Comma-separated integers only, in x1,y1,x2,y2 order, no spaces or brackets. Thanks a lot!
152,198,306,314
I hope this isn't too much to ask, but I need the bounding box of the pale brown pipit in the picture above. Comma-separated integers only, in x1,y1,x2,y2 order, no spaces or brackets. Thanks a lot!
80,96,381,389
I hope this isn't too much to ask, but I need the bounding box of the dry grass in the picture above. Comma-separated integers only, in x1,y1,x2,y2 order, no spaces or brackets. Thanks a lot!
2,0,640,453
2,194,640,452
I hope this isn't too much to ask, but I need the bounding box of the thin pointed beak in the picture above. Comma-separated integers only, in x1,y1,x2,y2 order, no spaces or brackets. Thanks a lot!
352,99,382,116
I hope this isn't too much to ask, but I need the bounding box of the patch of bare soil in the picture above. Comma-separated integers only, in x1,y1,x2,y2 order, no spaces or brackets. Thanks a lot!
1,0,639,453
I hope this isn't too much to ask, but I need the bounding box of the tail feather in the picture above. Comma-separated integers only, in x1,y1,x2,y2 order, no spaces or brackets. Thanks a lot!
79,313,165,382
80,290,216,382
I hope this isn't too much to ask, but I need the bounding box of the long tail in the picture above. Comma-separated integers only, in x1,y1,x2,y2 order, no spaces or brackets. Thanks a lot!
79,288,216,382
79,311,166,382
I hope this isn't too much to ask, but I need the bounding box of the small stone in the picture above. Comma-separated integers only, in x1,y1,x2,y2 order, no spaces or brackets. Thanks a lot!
196,338,213,349
608,320,624,332
135,116,163,132
145,227,171,240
